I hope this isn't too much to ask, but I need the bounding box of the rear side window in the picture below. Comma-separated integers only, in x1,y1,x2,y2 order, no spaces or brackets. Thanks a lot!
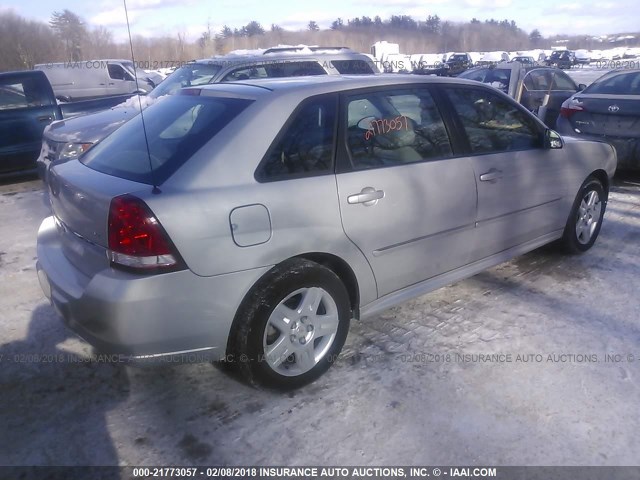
331,60,375,74
444,87,542,154
81,95,252,184
584,72,640,95
0,76,52,110
257,95,337,181
222,61,327,82
345,88,453,170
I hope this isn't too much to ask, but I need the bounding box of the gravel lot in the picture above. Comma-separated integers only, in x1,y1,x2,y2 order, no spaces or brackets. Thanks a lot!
1,172,639,467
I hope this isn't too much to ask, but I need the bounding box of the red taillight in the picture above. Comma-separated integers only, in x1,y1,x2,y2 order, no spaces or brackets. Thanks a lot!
560,98,584,119
108,195,183,271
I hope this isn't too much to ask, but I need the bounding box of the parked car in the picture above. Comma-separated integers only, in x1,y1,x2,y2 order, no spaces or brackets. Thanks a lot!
556,69,640,169
575,50,592,66
34,59,157,101
444,52,474,76
459,63,585,128
510,56,537,66
475,51,510,67
544,50,577,69
0,70,134,175
36,75,615,389
37,46,379,180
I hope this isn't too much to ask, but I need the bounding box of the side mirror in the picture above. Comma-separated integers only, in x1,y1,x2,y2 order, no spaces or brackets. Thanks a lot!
544,129,563,149
578,83,587,91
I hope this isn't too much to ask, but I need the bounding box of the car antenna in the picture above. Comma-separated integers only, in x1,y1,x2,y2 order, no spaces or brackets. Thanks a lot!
123,0,160,194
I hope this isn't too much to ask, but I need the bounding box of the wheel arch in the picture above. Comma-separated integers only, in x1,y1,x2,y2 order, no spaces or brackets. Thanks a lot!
589,169,610,196
225,253,360,357
293,252,360,320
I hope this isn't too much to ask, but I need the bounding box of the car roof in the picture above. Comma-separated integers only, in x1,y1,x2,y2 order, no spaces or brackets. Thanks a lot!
190,74,478,98
186,47,373,67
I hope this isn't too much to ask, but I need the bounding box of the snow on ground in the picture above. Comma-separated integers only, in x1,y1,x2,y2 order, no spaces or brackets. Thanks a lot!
565,66,613,87
1,174,639,466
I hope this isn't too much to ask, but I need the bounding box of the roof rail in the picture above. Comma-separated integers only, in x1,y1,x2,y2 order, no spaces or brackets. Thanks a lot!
262,46,351,55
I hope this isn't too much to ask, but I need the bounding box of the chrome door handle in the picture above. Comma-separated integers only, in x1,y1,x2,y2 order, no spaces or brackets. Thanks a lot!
479,168,503,182
347,187,385,206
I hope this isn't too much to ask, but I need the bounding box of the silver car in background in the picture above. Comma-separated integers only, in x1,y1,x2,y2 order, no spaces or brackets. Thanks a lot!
36,75,616,389
36,47,378,178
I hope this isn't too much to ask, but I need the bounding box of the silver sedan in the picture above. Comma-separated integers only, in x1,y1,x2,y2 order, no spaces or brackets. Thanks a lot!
36,75,616,389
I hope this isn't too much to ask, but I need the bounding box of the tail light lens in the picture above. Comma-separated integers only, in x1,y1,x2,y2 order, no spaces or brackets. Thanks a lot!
560,97,584,119
108,195,184,272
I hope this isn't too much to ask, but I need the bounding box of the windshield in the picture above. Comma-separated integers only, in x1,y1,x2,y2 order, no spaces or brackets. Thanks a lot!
149,63,223,99
81,94,252,184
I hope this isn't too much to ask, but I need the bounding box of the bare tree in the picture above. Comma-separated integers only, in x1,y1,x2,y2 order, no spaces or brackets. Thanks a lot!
49,10,87,61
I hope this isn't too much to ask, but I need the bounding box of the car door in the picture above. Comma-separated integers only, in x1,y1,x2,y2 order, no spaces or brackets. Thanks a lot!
106,62,136,95
522,69,579,128
335,86,477,297
0,73,57,173
441,85,568,261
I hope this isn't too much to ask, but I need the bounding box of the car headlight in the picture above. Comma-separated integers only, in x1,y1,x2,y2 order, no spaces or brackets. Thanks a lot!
58,142,93,160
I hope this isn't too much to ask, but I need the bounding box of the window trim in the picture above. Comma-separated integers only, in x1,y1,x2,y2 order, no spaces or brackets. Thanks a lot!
254,93,339,183
335,85,459,174
436,83,547,157
0,75,54,111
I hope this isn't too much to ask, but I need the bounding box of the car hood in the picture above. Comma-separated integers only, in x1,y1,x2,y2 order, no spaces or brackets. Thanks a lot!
46,106,140,144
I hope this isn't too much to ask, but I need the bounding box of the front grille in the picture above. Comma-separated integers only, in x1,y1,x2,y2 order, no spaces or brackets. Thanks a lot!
44,139,65,161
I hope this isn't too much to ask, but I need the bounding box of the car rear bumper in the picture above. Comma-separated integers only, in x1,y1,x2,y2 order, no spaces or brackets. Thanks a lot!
36,215,271,362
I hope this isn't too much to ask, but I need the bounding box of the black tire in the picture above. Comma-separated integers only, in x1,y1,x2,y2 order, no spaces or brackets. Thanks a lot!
560,177,606,253
228,258,351,390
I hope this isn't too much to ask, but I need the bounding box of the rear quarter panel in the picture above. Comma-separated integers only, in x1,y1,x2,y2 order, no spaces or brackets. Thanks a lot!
149,91,378,305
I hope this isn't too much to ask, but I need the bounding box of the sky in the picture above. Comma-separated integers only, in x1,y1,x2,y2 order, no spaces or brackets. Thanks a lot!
2,0,638,42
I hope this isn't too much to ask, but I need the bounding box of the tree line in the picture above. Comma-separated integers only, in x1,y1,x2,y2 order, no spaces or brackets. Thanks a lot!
0,9,637,72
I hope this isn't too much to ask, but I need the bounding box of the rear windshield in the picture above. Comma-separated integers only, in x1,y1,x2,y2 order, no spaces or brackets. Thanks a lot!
81,95,252,184
583,71,640,95
149,63,222,98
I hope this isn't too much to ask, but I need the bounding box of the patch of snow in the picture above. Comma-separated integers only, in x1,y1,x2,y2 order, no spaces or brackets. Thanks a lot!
118,94,168,111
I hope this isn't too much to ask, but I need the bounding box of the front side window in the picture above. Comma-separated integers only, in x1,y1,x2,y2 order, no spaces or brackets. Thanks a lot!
0,76,51,110
444,87,542,154
551,71,578,91
108,64,133,81
462,68,511,94
345,88,452,170
257,95,336,181
222,66,268,82
523,70,551,91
